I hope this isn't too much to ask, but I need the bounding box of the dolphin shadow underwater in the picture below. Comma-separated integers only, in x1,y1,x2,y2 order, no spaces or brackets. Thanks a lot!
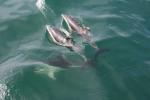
44,48,109,69
46,54,73,68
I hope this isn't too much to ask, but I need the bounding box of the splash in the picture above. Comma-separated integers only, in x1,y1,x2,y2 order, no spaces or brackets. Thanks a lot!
36,0,46,11
36,0,56,23
0,84,8,100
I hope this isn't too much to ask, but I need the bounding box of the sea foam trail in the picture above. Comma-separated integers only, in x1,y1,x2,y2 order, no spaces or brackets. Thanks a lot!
0,84,8,100
36,0,56,24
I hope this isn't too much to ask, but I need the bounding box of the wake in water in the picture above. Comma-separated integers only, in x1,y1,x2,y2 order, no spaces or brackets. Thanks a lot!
36,0,56,24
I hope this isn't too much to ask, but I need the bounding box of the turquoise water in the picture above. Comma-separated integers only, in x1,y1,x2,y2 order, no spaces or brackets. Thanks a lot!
0,0,150,100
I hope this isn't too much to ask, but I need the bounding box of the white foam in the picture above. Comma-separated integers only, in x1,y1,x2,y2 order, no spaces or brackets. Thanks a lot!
36,0,45,11
36,0,55,19
0,84,8,100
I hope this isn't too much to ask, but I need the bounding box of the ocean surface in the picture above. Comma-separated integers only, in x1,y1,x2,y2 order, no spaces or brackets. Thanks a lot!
0,0,150,100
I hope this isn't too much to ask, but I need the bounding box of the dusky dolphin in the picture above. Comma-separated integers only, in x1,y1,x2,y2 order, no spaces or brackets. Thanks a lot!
46,25,87,61
61,14,99,50
61,14,109,59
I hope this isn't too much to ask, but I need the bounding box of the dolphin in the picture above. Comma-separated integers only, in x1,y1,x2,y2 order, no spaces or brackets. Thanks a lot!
61,14,99,50
46,25,72,47
46,25,87,61
61,14,90,36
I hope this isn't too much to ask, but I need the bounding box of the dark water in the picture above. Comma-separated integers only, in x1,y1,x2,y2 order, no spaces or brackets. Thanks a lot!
0,0,150,100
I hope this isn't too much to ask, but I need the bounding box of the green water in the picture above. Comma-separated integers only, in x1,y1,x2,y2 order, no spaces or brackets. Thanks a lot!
0,0,150,100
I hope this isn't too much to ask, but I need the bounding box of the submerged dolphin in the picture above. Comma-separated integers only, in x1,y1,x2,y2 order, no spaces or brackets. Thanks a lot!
35,54,93,80
46,25,87,61
61,14,99,50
